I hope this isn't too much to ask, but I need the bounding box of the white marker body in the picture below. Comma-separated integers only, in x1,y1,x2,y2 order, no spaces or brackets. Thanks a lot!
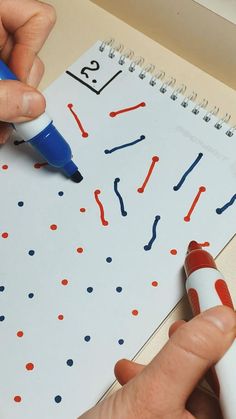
186,267,236,419
14,113,52,141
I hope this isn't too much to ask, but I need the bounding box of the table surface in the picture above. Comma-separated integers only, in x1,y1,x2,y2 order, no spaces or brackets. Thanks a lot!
39,0,236,395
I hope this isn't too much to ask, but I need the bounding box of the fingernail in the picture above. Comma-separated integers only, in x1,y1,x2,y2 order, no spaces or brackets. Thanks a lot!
22,92,43,116
203,306,236,333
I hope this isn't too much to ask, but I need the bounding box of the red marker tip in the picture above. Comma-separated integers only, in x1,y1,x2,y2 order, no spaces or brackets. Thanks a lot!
185,240,216,276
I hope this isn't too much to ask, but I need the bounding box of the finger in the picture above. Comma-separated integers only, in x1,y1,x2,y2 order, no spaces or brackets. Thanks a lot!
168,320,186,337
27,56,45,87
115,359,144,385
0,0,56,81
0,122,13,144
187,387,223,419
0,80,45,122
126,306,236,415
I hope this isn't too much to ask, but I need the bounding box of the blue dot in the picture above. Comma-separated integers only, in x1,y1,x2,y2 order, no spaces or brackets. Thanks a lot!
118,339,124,345
0,315,5,321
87,287,93,293
28,293,34,299
0,286,5,292
116,286,122,293
18,201,24,207
54,395,62,403
106,257,112,263
66,359,73,367
84,335,91,342
58,191,64,197
28,250,35,256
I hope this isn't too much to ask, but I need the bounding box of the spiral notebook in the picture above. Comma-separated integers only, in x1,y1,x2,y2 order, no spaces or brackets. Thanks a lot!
0,40,236,418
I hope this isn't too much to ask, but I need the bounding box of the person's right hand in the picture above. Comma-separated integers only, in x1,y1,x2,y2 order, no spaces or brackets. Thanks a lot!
80,306,236,419
0,0,56,143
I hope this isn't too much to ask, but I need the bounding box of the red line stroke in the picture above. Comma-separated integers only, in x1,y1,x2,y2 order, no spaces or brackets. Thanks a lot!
137,156,159,193
184,186,206,222
67,103,88,138
109,102,146,118
94,189,109,226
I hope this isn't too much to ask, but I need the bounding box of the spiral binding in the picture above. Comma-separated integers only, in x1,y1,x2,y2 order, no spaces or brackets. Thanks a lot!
99,39,234,138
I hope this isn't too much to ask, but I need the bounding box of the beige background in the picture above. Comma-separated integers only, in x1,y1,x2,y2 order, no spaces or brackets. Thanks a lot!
40,0,236,395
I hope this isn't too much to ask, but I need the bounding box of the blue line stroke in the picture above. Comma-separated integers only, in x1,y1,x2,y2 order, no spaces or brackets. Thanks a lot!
173,153,203,191
216,193,236,214
104,135,145,154
144,215,161,251
114,178,127,216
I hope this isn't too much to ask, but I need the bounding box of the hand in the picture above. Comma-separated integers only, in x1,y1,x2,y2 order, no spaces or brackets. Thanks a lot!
80,306,236,419
0,0,56,143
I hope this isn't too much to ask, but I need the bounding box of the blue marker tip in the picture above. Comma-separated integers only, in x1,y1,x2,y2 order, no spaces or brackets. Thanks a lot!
0,59,83,183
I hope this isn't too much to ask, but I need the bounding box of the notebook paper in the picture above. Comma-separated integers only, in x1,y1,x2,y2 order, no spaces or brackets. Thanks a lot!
0,41,236,418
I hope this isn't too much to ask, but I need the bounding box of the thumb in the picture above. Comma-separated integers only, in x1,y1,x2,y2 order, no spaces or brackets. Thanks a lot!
123,306,236,416
0,80,45,123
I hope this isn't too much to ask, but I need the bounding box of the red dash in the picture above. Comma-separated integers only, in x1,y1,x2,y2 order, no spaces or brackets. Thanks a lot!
94,189,109,226
34,162,48,169
197,241,210,247
109,101,146,118
76,247,84,253
67,103,88,138
80,207,86,213
184,186,206,222
137,156,159,193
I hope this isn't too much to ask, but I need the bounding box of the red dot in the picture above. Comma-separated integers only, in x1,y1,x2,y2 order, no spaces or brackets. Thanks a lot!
17,331,24,338
82,132,89,138
109,111,116,118
170,249,177,255
132,309,139,316
50,224,57,231
77,247,84,254
2,232,8,239
14,395,22,403
80,208,86,213
61,279,68,286
152,281,158,287
2,164,8,170
58,314,64,320
152,156,159,163
34,163,41,169
25,362,34,371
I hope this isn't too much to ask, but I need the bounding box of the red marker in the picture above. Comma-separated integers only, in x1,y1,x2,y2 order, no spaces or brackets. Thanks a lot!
184,241,236,419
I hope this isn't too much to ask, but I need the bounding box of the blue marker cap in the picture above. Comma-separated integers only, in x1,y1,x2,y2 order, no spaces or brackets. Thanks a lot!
0,59,83,183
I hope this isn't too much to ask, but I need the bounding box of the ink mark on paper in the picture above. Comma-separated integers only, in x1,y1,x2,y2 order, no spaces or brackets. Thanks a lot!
184,186,206,222
216,193,236,214
173,153,203,191
67,103,89,138
114,178,127,216
144,215,161,251
137,156,159,193
104,135,145,154
109,102,146,118
94,189,109,226
66,59,122,95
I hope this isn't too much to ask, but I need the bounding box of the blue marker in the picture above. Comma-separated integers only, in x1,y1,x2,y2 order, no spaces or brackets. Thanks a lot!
0,60,83,183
